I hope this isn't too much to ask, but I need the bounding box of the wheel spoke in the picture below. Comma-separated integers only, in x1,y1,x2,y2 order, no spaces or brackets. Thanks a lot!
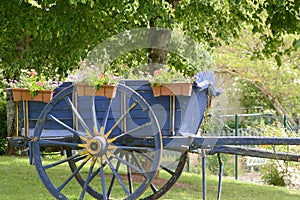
101,98,113,135
99,158,108,200
159,165,175,176
95,97,113,137
57,154,92,192
44,153,85,170
91,97,99,134
131,152,146,174
73,151,89,162
48,114,80,138
125,122,152,135
126,153,133,194
108,151,146,175
108,122,152,142
37,140,80,148
140,151,175,175
86,153,115,183
150,184,158,193
89,167,101,183
112,146,156,152
131,152,158,194
107,152,123,198
79,158,96,200
105,101,138,139
64,96,93,137
104,154,130,195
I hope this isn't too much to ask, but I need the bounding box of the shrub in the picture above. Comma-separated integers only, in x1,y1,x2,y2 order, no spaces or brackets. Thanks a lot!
261,161,286,186
0,95,7,155
0,137,7,155
258,123,300,188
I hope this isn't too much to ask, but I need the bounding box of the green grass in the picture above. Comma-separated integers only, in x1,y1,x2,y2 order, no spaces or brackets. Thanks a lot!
1,156,300,200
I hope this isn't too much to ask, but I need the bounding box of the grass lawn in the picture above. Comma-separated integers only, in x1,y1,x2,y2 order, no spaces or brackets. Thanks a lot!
0,156,300,199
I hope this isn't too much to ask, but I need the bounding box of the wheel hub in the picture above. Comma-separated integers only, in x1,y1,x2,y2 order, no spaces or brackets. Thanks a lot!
86,136,108,157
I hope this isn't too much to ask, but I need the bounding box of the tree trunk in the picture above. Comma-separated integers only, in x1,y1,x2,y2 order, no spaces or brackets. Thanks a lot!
147,0,180,72
148,22,172,72
6,89,18,155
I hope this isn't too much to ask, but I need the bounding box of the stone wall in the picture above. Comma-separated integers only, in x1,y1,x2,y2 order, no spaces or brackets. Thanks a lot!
6,89,23,155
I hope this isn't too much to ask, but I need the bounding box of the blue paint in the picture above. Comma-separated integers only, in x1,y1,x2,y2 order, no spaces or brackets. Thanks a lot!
22,76,213,138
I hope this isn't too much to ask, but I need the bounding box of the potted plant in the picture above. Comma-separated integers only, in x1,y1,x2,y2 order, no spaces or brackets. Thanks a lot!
74,70,120,98
147,67,195,97
2,69,61,102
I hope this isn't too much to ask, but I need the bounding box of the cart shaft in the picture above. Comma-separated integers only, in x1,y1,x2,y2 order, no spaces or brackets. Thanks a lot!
160,136,300,151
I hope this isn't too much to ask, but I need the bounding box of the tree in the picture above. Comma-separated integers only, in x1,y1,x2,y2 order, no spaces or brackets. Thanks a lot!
215,30,300,126
0,0,299,78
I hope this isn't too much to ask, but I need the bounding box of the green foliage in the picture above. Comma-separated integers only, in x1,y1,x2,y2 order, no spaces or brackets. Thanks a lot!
0,137,7,155
0,100,7,138
78,70,120,90
261,161,286,187
0,92,7,155
216,29,300,125
2,69,61,97
111,49,149,78
177,0,299,62
238,80,272,111
147,67,194,86
236,63,300,119
200,115,220,132
0,0,174,78
207,154,234,176
1,0,299,80
166,31,213,75
257,123,300,188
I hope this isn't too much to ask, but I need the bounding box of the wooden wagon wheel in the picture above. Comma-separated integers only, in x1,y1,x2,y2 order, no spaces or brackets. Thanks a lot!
31,84,162,200
68,84,189,200
140,150,188,200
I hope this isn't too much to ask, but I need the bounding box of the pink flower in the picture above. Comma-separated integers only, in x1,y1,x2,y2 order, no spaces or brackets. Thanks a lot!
37,81,44,86
154,70,163,76
99,74,105,79
29,69,38,76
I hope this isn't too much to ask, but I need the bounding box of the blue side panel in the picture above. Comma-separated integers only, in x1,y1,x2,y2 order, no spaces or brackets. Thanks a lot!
123,80,172,136
122,80,208,136
178,88,208,135
24,83,74,137
23,78,210,138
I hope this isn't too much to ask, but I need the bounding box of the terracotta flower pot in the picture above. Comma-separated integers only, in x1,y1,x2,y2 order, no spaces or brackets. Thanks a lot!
76,83,117,98
10,88,53,102
152,83,193,97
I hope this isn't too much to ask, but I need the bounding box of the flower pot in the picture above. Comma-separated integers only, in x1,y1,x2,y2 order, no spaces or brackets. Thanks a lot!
10,88,53,102
152,83,193,97
76,83,117,98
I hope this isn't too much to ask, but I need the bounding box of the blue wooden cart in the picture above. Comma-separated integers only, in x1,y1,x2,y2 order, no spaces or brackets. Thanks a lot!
9,71,300,200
